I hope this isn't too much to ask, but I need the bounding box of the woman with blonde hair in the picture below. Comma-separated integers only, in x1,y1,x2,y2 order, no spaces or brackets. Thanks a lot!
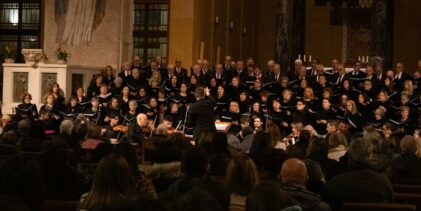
226,153,259,210
78,154,136,210
344,100,363,133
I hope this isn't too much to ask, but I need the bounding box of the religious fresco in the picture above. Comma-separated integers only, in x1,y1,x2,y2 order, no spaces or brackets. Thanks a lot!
55,0,107,46
13,72,28,102
41,73,57,99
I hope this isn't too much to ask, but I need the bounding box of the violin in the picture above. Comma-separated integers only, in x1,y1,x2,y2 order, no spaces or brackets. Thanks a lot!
113,125,128,133
282,132,299,146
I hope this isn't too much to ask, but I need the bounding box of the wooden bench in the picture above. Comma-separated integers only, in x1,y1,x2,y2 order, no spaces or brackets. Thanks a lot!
395,193,421,211
342,202,416,211
44,200,78,211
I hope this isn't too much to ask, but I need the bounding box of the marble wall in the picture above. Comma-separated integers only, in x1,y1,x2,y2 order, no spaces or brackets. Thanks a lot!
42,0,133,69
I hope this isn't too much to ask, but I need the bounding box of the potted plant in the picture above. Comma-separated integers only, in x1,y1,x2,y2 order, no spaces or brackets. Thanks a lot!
55,46,68,64
3,45,16,63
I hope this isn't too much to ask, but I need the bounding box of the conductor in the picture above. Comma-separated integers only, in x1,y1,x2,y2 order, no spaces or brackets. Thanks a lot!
187,87,217,140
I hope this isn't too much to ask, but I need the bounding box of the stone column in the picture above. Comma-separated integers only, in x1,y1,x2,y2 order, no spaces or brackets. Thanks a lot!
275,0,305,71
370,0,393,69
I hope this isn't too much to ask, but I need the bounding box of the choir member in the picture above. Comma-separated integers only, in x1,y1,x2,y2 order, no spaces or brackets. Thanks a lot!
123,100,139,125
344,100,363,133
102,65,115,88
84,97,104,125
97,84,112,107
50,83,65,111
238,91,250,114
227,77,243,101
87,74,103,100
118,61,132,84
16,93,38,121
110,77,123,97
221,101,242,134
105,97,121,123
118,86,131,111
127,68,144,96
215,85,229,114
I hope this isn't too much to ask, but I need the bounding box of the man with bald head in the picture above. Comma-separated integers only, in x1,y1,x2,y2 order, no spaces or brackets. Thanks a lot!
281,158,330,211
128,113,149,142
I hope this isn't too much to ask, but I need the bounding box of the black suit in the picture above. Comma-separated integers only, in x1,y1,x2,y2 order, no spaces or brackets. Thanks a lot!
175,67,188,82
118,71,133,85
187,95,217,139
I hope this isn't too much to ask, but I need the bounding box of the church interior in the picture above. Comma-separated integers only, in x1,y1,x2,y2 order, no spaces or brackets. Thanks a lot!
0,0,421,210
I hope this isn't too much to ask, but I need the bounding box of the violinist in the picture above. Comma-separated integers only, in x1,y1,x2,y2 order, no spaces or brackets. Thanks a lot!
16,93,38,121
253,117,264,134
128,113,149,142
102,114,121,141
283,122,303,146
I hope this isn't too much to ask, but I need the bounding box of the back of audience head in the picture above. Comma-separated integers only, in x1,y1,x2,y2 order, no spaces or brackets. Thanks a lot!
251,131,271,151
92,142,114,163
178,189,223,211
281,158,308,186
0,155,44,211
60,120,74,135
266,124,282,147
0,130,18,145
41,138,69,167
246,182,298,211
225,152,259,196
348,138,375,167
306,138,328,158
211,132,229,155
115,143,139,174
400,135,417,155
181,146,209,177
327,131,348,150
82,154,135,209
